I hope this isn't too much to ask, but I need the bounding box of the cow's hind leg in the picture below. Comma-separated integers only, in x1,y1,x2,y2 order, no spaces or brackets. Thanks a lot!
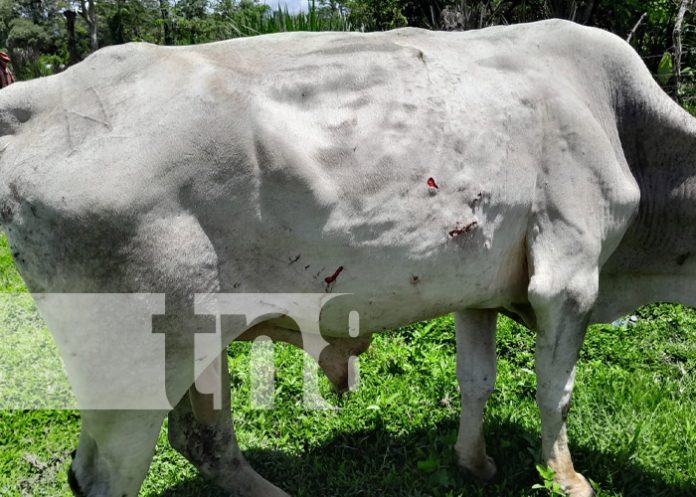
527,241,599,497
168,352,289,497
454,309,498,481
69,410,166,497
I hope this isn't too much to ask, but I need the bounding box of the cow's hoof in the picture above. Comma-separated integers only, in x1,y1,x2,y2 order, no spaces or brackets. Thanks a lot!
459,455,498,481
558,471,594,497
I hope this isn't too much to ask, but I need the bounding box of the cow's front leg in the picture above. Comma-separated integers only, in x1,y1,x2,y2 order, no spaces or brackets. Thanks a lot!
454,309,498,481
167,353,289,497
528,267,597,497
69,410,166,497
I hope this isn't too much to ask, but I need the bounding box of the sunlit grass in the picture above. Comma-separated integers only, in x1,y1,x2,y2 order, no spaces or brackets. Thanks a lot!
213,1,352,39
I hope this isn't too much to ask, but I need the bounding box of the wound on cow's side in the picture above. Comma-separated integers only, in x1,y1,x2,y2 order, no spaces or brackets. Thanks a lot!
449,221,478,238
427,177,439,197
324,266,344,292
324,266,343,284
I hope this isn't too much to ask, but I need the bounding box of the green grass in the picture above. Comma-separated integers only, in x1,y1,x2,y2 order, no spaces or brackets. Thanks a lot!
188,2,353,42
248,4,353,35
0,231,694,496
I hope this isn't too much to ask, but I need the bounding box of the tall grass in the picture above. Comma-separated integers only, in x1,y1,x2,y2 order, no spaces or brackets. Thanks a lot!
219,1,353,39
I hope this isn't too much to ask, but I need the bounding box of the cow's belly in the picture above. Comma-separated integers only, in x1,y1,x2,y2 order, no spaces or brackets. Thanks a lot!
276,246,529,336
206,201,531,336
4,181,530,338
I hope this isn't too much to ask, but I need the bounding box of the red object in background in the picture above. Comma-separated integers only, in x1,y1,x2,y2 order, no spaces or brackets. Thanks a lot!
0,51,15,88
427,177,439,189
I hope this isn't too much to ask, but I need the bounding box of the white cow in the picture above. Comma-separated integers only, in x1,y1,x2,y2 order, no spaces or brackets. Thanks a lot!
0,18,692,497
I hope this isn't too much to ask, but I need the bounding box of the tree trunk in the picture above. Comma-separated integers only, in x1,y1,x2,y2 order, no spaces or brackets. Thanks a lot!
549,0,595,24
576,0,595,24
30,0,43,24
79,0,99,51
673,0,692,103
159,0,173,45
64,10,81,66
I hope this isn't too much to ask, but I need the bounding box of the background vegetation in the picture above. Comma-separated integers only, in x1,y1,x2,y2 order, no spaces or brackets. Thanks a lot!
4,0,696,107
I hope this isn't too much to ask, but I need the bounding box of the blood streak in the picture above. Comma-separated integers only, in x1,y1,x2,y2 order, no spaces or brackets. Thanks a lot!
449,221,478,238
324,266,344,284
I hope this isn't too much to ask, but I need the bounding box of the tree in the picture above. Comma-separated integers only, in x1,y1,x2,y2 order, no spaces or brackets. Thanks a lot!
64,9,80,64
343,0,406,30
0,0,15,48
173,0,210,44
6,17,51,78
548,0,595,24
2,0,696,108
78,0,98,50
159,0,172,44
101,0,160,45
672,0,693,102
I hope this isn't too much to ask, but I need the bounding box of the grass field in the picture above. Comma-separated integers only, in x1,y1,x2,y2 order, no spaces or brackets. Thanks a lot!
0,232,694,497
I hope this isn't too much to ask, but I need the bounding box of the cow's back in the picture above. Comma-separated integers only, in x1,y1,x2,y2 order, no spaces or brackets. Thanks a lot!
0,20,646,331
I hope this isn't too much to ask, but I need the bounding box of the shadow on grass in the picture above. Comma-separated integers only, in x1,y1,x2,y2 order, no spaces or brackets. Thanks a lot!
154,416,695,497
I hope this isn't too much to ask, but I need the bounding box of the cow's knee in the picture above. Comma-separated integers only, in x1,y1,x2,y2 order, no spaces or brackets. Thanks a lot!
168,390,290,497
459,377,495,404
528,268,599,318
168,389,236,468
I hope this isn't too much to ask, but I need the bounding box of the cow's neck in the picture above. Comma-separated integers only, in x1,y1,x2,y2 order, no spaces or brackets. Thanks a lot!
599,96,696,313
